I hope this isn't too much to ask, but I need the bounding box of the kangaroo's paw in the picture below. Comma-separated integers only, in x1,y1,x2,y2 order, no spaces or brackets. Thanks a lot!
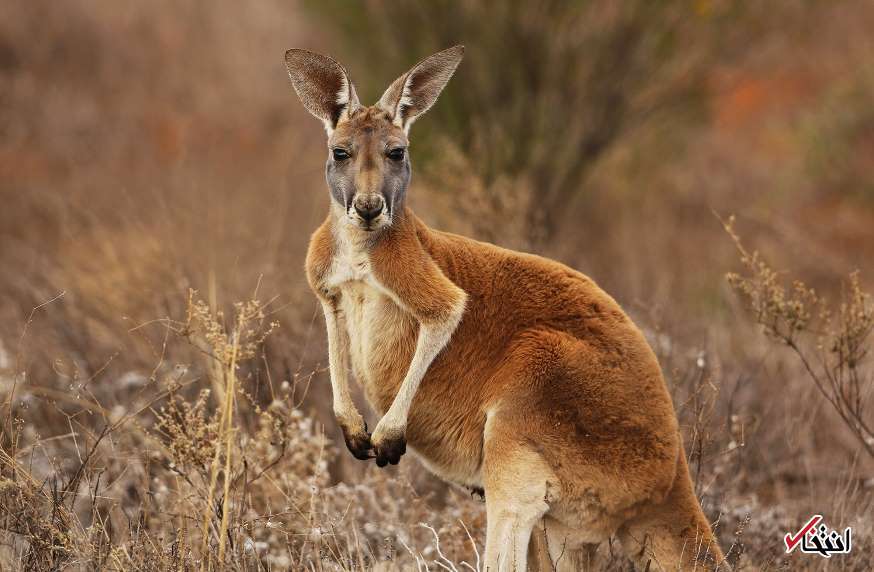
339,420,373,461
371,425,407,467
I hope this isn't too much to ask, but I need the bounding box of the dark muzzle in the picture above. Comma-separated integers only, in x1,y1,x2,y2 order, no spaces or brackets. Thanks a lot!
353,195,384,222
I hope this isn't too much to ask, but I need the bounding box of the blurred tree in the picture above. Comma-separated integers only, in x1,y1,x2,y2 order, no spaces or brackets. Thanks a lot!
304,0,749,248
803,69,874,205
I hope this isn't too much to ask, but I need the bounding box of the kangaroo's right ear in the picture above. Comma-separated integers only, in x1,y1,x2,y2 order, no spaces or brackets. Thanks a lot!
285,49,360,134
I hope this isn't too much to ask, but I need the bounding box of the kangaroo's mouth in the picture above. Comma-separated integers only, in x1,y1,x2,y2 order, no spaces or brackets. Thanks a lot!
361,221,388,232
349,212,391,232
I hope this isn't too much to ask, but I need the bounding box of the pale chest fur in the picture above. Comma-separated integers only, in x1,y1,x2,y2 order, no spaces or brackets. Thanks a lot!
323,228,417,413
338,282,416,409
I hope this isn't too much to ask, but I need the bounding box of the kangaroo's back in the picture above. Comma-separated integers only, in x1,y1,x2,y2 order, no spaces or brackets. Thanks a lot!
412,216,662,370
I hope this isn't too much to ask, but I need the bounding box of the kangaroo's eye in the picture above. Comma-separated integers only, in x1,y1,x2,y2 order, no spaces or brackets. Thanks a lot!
332,148,350,161
387,147,406,161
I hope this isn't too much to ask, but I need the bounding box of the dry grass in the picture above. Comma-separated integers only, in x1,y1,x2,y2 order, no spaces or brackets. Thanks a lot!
725,216,874,459
2,0,874,570
1,292,487,570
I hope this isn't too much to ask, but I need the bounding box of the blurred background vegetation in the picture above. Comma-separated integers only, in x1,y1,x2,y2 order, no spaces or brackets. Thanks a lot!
1,0,873,569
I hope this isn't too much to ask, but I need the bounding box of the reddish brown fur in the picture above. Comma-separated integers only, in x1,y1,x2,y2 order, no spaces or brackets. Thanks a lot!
290,47,726,571
306,203,725,569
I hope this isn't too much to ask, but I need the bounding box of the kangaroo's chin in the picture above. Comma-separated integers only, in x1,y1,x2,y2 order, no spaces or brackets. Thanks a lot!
348,217,390,233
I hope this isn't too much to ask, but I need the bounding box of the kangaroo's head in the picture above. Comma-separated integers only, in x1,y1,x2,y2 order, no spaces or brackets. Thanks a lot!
285,46,463,232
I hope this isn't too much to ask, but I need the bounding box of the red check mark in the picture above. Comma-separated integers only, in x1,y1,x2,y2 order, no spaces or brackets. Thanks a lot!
785,515,822,553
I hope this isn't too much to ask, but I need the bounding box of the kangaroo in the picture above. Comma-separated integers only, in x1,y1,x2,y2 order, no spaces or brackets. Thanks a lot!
285,45,727,571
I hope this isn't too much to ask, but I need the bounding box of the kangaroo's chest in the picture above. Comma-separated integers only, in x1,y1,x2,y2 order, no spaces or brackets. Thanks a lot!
339,281,417,406
325,241,418,413
320,227,484,490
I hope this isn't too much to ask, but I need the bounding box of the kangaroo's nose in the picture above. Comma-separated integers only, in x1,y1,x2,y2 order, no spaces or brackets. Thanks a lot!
353,195,384,222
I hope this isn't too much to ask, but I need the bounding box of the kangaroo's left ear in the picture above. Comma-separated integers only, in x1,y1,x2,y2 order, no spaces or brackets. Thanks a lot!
378,45,464,133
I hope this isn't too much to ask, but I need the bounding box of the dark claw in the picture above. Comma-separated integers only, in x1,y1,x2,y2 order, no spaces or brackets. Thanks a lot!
340,421,373,461
373,432,406,467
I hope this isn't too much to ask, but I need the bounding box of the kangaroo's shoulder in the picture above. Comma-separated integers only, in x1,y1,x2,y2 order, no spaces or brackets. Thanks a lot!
409,216,511,274
305,216,335,297
368,211,466,323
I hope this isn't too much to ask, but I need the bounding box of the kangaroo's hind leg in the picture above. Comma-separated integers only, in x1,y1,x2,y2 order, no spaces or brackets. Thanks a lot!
482,410,555,572
529,520,601,572
617,454,728,571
